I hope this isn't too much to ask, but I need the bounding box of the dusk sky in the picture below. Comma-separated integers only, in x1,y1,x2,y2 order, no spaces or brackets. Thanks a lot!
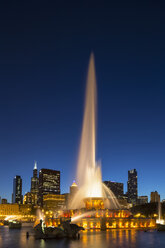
0,1,165,202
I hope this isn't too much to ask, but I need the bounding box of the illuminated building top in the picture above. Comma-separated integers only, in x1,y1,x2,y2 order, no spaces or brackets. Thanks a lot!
71,181,78,187
34,161,37,170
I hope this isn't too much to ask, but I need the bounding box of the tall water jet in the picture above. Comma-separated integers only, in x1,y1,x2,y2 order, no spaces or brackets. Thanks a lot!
158,198,162,222
77,53,97,188
69,54,120,209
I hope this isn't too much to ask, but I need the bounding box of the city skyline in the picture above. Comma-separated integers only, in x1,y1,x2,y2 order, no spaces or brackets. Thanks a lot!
0,163,164,203
0,1,165,201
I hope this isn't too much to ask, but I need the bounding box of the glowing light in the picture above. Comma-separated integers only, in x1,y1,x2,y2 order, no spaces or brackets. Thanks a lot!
71,210,96,222
69,54,120,210
135,213,141,217
156,219,165,225
4,215,21,221
82,221,87,228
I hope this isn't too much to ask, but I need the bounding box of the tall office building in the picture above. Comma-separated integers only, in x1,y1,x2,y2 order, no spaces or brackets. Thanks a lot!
127,169,138,204
38,169,60,206
12,175,23,204
150,191,160,203
104,181,124,198
30,161,39,205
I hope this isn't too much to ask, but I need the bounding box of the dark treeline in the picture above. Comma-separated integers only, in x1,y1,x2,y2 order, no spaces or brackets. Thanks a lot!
131,202,165,218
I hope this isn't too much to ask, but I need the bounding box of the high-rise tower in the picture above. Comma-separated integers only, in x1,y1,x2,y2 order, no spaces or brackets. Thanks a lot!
30,161,39,205
12,175,23,204
150,191,160,203
31,161,39,193
127,169,138,204
38,168,60,206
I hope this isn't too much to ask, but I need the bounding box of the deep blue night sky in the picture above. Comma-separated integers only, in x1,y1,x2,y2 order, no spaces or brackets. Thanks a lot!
0,1,165,202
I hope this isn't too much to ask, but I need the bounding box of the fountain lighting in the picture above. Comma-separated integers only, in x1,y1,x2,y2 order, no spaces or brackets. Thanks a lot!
156,219,165,225
69,53,120,210
36,209,44,221
4,215,22,221
41,54,157,230
156,198,165,226
33,209,45,227
71,210,96,223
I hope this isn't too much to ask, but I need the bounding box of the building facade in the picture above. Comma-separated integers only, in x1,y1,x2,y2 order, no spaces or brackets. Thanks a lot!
0,203,33,217
23,192,37,205
12,175,23,204
38,169,60,206
43,194,65,211
127,169,138,204
104,181,124,198
19,204,32,215
63,193,69,209
150,191,160,203
0,204,19,215
137,196,148,205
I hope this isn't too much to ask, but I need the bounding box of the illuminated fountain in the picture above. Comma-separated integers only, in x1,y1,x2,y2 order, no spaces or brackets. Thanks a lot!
43,54,156,230
69,53,120,210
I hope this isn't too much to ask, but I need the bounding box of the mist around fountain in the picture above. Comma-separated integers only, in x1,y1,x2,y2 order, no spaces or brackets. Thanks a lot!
69,54,120,210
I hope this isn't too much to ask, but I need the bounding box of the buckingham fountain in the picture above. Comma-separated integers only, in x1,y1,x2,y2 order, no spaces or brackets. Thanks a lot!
45,54,156,230
69,53,120,211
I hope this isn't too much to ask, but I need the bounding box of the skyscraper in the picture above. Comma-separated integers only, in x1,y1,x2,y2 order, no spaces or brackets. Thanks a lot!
38,168,60,206
30,161,39,205
127,169,138,204
150,191,160,203
12,175,23,204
